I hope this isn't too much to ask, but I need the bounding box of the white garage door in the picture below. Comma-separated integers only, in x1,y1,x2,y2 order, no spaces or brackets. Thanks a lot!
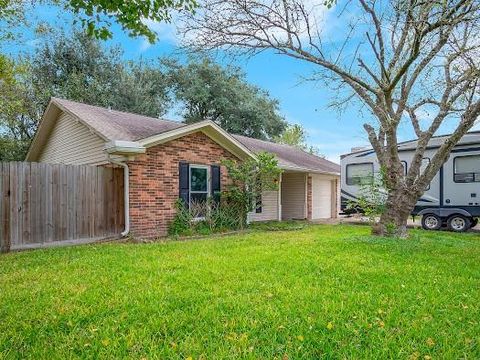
312,176,332,219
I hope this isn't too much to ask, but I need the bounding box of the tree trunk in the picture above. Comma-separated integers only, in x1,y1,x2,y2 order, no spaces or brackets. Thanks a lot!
374,188,418,238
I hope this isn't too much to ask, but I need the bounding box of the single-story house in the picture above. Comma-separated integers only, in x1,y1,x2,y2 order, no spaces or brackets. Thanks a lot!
26,98,341,238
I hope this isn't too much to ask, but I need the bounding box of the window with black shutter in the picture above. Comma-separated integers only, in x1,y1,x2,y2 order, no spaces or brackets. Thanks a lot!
211,165,221,204
179,162,190,208
179,162,222,215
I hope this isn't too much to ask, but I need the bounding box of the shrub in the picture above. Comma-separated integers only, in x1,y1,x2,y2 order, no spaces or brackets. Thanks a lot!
168,197,244,237
168,152,282,237
346,170,387,225
168,200,194,237
222,152,282,227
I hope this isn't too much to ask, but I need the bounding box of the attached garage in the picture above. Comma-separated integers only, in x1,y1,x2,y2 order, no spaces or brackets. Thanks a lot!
311,175,338,220
281,172,307,220
278,172,339,221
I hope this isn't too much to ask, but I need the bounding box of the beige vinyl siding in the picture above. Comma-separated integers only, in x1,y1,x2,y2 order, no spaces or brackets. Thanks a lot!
247,190,279,222
39,112,109,165
281,172,306,220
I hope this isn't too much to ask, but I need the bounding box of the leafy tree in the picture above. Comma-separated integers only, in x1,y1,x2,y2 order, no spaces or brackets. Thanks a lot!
29,31,170,117
0,55,33,159
182,0,480,237
346,170,388,229
222,152,282,227
274,123,322,155
0,0,197,43
274,124,306,147
164,58,287,140
0,31,171,160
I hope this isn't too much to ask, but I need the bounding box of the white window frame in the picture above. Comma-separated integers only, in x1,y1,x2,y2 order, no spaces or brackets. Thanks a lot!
189,164,210,212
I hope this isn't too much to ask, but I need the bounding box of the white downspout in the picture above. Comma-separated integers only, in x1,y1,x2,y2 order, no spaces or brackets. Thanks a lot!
109,157,130,237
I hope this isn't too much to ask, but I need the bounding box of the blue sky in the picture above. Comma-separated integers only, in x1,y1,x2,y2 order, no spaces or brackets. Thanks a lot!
4,3,479,162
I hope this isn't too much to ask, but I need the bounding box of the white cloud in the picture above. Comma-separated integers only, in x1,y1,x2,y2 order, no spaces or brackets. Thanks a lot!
139,18,178,52
26,38,42,48
139,38,153,52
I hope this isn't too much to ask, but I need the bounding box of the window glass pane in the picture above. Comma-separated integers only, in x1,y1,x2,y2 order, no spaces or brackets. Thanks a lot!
455,155,480,173
421,158,430,190
346,163,373,185
190,167,208,191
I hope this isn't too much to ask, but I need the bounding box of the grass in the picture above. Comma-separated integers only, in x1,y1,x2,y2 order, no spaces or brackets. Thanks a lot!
1,224,479,359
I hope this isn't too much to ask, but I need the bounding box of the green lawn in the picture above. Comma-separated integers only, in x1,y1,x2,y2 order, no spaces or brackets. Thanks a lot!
1,224,479,359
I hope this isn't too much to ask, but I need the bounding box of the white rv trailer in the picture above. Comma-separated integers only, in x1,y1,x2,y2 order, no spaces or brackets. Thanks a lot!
340,131,480,232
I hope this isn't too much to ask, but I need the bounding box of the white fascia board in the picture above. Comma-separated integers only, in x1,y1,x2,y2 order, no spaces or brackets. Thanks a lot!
281,164,340,176
104,140,146,154
137,120,212,147
25,101,57,161
137,120,257,160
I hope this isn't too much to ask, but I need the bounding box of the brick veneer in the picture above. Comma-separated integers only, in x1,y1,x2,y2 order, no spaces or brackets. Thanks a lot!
127,131,239,238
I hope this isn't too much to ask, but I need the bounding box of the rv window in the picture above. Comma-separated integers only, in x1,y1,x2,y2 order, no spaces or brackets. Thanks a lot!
346,163,373,185
421,158,431,190
454,155,480,183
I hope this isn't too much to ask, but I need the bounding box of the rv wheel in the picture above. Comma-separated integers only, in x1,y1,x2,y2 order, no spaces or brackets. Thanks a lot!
421,214,442,231
447,215,471,232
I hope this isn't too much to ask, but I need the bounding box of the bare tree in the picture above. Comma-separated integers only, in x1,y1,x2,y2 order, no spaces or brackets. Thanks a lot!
180,0,480,237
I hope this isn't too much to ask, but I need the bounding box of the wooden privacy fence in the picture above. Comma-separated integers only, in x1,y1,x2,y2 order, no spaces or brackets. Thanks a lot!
0,162,124,252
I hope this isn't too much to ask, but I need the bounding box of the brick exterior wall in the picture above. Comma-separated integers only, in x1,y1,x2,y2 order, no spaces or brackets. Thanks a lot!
127,131,239,238
307,175,312,220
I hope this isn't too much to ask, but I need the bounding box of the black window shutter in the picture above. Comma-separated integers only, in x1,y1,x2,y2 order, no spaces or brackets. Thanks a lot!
211,165,221,203
179,162,189,208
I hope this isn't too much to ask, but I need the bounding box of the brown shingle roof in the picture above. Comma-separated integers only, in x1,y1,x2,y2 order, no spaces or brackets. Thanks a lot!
53,98,185,141
52,98,339,174
232,135,340,174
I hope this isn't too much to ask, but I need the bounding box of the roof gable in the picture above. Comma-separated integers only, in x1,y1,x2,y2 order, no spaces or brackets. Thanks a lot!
51,98,185,141
27,98,340,174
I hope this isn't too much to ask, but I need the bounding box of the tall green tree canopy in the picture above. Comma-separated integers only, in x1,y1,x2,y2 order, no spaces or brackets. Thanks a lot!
30,31,170,118
0,54,32,160
164,59,287,140
0,32,290,160
0,31,171,160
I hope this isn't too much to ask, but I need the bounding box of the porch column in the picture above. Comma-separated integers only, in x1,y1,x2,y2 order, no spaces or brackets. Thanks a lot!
306,174,312,220
330,179,338,219
277,172,282,221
